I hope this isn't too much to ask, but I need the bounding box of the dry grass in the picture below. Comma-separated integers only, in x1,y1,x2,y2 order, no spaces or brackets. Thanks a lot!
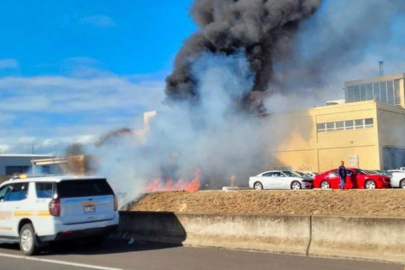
130,189,405,217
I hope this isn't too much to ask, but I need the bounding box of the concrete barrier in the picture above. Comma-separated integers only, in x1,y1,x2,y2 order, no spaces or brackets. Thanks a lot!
310,216,405,263
119,212,311,255
118,212,405,263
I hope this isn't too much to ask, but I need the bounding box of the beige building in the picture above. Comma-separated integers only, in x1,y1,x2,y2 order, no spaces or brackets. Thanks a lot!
270,73,405,172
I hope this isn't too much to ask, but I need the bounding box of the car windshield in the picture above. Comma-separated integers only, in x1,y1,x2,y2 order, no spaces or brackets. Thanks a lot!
282,171,297,177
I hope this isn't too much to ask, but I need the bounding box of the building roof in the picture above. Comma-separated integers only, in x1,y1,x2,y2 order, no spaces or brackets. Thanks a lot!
0,154,55,158
345,73,405,87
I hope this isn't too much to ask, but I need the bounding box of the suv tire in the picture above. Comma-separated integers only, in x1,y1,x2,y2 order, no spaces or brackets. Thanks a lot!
19,223,39,256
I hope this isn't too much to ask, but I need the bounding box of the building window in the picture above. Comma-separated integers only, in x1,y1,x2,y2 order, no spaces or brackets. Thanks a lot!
317,118,374,133
345,120,354,130
317,123,326,133
336,121,344,131
354,119,364,129
383,147,405,170
5,166,30,175
326,122,335,131
387,81,394,104
381,82,388,103
374,83,381,101
347,87,355,102
394,80,401,105
346,80,400,106
366,83,373,100
360,85,367,101
365,118,374,128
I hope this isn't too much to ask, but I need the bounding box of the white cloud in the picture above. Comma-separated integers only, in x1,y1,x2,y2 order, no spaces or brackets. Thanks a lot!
0,144,11,153
0,61,166,154
74,135,97,144
80,15,117,28
0,59,19,70
18,137,36,144
0,74,165,113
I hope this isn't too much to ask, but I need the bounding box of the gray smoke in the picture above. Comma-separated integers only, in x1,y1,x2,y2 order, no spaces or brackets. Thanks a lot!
271,0,405,93
165,0,323,112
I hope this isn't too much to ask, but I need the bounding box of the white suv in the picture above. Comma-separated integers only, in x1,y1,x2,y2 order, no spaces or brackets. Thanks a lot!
0,175,119,255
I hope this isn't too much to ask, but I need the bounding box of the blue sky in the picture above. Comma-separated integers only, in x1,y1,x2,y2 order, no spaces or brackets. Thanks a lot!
0,0,195,154
0,0,404,154
0,0,195,76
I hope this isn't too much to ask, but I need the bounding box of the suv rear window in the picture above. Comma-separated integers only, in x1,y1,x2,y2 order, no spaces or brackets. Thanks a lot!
57,179,113,198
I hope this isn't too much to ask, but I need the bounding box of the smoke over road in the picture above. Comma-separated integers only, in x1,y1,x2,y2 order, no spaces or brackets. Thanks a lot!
165,0,322,112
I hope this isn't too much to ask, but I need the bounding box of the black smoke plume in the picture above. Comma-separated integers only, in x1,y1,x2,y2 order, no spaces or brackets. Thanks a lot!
165,0,322,112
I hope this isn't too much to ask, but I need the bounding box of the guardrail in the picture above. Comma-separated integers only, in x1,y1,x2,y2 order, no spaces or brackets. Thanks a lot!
118,212,405,264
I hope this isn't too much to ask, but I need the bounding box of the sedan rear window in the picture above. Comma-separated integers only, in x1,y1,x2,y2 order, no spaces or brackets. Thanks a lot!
57,179,114,198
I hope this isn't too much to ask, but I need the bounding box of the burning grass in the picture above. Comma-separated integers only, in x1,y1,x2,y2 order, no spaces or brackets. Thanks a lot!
130,189,405,217
144,169,201,192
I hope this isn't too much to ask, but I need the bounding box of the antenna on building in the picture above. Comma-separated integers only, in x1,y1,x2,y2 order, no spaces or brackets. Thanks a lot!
379,61,384,76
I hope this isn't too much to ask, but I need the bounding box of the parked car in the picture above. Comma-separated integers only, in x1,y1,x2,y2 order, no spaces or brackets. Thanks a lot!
0,174,119,255
298,171,318,179
292,171,307,177
372,170,393,177
387,171,405,188
314,168,391,189
249,170,313,190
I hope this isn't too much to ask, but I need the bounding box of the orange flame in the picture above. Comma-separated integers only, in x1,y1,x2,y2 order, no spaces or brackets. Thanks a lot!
145,168,201,192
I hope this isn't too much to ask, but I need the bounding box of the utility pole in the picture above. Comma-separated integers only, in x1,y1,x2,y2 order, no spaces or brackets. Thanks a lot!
379,61,384,76
31,144,35,154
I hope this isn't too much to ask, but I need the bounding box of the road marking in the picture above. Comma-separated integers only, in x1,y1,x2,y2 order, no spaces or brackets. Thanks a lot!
0,252,125,270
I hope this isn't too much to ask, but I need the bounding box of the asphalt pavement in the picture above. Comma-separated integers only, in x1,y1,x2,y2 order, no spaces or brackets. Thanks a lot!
0,239,402,270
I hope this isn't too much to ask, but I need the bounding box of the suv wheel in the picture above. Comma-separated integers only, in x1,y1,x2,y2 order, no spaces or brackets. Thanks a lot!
400,179,405,189
19,223,39,256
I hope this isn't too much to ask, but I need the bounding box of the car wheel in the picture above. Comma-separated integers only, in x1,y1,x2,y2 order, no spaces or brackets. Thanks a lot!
365,180,376,189
291,181,302,190
254,182,263,190
320,181,330,189
400,179,405,189
19,223,39,256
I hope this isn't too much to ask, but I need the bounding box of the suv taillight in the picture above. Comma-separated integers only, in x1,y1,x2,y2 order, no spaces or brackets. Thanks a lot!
113,195,118,211
49,198,61,217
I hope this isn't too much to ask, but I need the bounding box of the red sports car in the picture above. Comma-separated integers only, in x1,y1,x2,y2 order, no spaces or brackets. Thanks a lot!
314,168,391,189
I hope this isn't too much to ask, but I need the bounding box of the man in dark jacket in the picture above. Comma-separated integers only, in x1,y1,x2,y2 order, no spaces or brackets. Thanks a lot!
338,161,347,190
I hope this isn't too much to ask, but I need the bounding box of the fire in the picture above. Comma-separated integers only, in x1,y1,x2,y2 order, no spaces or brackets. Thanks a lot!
145,168,201,192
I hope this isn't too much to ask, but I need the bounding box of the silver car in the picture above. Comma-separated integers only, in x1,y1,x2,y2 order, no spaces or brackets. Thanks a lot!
249,170,313,190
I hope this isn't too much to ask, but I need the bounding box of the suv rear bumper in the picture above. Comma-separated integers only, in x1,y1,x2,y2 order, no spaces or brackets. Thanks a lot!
38,212,119,242
39,225,118,242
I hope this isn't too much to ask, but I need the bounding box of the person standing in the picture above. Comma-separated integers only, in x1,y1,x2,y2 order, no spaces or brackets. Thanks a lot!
338,161,347,190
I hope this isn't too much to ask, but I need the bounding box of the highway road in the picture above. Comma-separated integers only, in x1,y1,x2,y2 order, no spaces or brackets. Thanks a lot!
0,239,402,270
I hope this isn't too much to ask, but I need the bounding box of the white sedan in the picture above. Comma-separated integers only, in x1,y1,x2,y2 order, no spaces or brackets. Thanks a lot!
249,170,313,190
387,170,405,188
